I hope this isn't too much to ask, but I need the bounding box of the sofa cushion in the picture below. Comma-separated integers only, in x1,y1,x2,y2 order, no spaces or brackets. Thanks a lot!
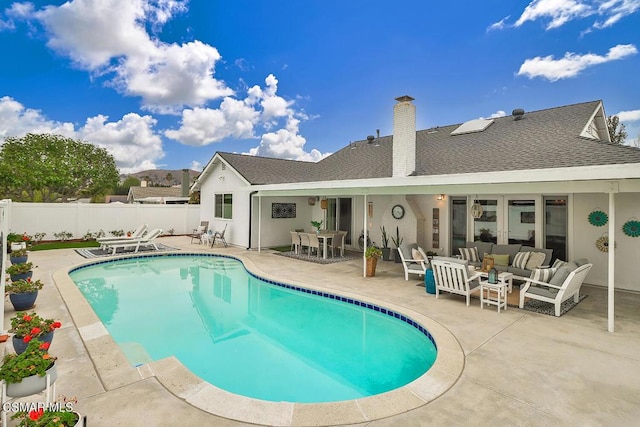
552,259,567,269
467,241,493,261
492,244,522,264
512,251,531,269
459,247,479,262
521,246,553,266
507,266,531,277
492,254,510,266
530,267,557,283
574,258,590,267
525,252,546,270
547,261,579,287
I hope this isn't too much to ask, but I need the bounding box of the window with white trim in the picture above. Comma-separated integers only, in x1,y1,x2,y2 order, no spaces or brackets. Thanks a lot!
215,193,232,219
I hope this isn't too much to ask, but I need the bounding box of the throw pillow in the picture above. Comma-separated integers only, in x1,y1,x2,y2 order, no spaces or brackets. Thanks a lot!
526,252,546,270
492,254,510,266
530,267,557,283
459,247,479,262
552,259,567,269
512,251,531,269
411,248,424,261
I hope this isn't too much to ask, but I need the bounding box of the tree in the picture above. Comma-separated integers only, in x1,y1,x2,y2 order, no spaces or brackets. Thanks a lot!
165,172,174,186
0,133,120,202
113,176,141,195
606,115,627,144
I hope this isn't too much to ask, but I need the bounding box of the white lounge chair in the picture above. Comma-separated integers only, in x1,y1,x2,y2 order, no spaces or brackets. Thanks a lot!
397,243,429,281
97,224,148,248
190,221,209,244
210,224,228,248
103,228,163,255
519,262,592,317
431,257,481,306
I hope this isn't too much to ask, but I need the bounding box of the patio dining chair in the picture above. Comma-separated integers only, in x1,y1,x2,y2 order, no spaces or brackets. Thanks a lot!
210,224,228,248
330,231,347,258
307,233,321,257
290,231,301,253
299,232,311,255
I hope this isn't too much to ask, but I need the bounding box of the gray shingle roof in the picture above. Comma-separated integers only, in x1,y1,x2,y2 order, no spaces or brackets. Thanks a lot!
218,100,640,185
129,186,184,199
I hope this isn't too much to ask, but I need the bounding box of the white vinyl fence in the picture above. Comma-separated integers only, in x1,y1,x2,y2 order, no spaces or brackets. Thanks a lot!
4,201,201,240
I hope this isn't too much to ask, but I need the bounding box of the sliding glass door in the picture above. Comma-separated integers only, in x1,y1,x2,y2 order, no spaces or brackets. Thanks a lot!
325,198,353,245
470,196,537,246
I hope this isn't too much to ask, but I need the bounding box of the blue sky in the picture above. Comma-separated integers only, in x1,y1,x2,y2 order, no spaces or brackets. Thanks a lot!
1,0,639,174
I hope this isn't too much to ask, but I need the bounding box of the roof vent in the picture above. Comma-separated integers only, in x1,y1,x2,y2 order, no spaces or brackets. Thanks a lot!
512,109,525,120
367,135,375,144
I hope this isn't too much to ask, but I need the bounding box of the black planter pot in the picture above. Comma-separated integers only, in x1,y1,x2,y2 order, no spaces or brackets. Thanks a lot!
8,291,38,311
12,331,54,355
381,248,391,261
394,249,402,263
9,271,33,282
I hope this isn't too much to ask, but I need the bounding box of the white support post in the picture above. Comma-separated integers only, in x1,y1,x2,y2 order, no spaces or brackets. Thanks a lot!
607,191,615,332
363,194,368,277
258,194,262,253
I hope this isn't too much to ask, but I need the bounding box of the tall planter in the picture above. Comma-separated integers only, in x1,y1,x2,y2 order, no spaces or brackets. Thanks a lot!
5,364,57,398
381,248,391,261
365,257,378,277
12,331,54,355
9,291,38,311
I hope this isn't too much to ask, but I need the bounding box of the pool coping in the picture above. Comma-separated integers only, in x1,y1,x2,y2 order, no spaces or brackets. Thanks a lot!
54,252,464,426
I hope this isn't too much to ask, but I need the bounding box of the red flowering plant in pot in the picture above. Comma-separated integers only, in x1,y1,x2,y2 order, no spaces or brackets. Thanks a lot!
9,312,62,354
11,396,80,427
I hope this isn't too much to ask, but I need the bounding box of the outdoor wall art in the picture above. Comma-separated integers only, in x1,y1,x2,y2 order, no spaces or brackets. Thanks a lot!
272,203,296,219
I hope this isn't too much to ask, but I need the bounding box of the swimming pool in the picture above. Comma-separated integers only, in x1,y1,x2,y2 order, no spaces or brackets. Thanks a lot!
69,254,437,403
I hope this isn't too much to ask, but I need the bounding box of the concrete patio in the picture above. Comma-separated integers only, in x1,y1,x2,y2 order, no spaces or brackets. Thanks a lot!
2,236,639,426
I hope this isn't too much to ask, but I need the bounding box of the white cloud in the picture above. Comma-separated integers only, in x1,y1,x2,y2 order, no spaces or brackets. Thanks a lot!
190,160,203,171
487,16,510,31
594,0,640,28
508,0,639,31
0,96,164,173
616,109,640,122
515,0,593,29
490,110,507,118
247,116,328,162
517,44,637,81
24,0,232,112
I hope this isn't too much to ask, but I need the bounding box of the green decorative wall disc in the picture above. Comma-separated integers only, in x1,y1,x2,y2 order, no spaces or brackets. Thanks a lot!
588,210,608,227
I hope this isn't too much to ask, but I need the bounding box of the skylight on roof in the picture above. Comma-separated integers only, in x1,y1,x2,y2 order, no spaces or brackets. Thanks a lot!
450,118,494,136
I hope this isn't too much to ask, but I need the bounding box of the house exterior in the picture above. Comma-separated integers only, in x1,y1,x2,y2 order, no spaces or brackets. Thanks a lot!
127,185,190,204
192,96,640,330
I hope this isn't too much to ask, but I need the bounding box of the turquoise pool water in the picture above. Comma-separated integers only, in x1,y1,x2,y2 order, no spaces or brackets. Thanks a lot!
69,254,437,403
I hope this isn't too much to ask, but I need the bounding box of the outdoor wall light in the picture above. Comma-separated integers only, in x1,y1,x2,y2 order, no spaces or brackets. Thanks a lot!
436,194,445,200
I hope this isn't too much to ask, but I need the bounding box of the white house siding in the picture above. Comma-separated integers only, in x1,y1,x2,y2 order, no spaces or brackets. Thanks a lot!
251,196,319,248
199,161,251,248
8,202,199,239
573,192,640,292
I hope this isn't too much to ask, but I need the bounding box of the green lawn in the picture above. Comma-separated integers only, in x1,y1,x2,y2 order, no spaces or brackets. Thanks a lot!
29,241,100,251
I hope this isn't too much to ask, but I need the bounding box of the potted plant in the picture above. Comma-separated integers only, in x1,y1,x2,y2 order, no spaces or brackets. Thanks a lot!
10,248,29,264
379,226,391,261
7,261,36,281
310,220,323,233
9,312,62,354
7,232,31,252
11,407,81,427
0,339,57,399
391,226,404,263
6,278,44,311
365,246,383,277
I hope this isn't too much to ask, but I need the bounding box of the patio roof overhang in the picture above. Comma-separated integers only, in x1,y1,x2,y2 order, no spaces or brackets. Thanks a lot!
251,163,640,197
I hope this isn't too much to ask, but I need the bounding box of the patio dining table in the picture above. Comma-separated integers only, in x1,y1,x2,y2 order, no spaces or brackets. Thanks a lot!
317,231,337,259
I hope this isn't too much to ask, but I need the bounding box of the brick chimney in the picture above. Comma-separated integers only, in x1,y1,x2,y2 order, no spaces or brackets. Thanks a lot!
181,169,190,197
392,95,416,177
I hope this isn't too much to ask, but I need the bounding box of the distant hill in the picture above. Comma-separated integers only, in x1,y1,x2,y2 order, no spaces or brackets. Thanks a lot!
122,169,200,187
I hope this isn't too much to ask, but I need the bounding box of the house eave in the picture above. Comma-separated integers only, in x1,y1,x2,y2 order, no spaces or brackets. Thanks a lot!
252,163,640,196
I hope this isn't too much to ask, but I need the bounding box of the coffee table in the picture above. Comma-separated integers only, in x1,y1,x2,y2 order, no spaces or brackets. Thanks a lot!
475,270,514,293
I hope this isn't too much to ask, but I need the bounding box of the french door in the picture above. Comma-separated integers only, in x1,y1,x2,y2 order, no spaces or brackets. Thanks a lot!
469,196,538,246
325,198,353,245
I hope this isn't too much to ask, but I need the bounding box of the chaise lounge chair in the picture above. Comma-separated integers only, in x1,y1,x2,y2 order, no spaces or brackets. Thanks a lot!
210,224,228,248
97,224,148,248
103,228,163,255
519,261,592,316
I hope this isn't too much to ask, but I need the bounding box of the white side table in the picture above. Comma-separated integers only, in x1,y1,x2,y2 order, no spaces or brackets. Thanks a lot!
480,279,508,313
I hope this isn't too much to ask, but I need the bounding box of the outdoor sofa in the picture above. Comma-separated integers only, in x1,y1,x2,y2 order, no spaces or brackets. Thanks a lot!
459,241,553,279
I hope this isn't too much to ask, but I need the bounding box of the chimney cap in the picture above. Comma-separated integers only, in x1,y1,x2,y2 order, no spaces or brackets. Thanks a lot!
395,95,415,103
